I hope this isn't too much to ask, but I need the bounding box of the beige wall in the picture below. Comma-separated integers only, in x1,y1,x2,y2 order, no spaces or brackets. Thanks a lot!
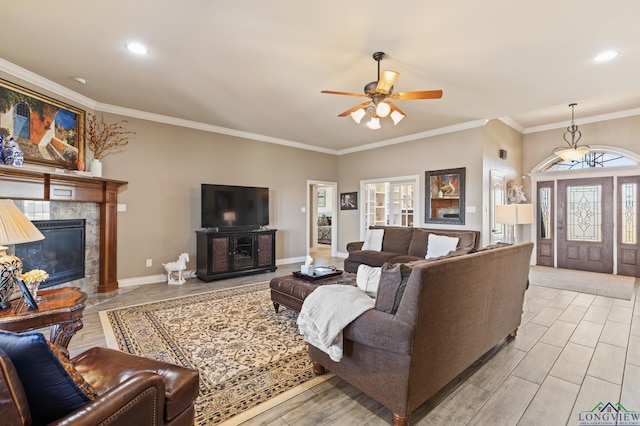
101,114,338,278
336,127,486,250
482,120,525,245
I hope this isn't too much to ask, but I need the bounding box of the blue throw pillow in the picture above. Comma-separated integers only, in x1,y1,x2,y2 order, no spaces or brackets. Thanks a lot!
0,331,92,424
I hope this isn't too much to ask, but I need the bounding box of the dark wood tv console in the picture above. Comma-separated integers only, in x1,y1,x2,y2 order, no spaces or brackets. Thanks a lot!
195,229,277,282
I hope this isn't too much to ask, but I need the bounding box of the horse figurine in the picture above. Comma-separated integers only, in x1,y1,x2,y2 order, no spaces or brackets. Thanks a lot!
163,252,189,285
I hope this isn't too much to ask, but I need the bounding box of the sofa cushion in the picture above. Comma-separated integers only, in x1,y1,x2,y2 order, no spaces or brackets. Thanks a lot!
407,229,432,257
47,341,98,400
0,348,31,426
346,250,402,268
375,262,413,314
356,265,381,297
378,227,413,254
0,331,93,425
426,234,459,259
362,228,384,251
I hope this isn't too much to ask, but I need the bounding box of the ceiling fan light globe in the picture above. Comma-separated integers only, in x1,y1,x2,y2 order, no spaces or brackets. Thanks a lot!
351,108,366,124
375,102,391,117
390,110,405,125
367,117,381,130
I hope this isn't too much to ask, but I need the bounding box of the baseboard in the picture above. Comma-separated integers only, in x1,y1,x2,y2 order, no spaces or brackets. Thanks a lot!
119,257,308,287
118,274,167,287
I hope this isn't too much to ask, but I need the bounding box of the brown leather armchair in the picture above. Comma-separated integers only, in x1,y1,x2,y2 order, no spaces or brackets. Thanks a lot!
0,346,199,426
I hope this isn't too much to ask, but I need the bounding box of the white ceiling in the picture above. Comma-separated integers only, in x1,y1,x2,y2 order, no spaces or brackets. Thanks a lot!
3,1,640,153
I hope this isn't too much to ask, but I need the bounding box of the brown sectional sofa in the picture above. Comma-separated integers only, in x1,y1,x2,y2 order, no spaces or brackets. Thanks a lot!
309,242,534,426
344,226,481,273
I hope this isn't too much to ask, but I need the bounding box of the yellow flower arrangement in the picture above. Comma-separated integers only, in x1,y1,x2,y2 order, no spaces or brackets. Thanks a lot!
20,269,49,284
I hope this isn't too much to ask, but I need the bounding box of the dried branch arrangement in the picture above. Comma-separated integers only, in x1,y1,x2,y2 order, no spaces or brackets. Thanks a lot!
85,113,135,160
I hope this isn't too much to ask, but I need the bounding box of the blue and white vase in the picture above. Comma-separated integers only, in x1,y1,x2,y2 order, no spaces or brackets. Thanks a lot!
1,137,24,167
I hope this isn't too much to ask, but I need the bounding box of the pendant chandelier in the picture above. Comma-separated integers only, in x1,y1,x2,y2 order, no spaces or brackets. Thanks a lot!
553,103,591,162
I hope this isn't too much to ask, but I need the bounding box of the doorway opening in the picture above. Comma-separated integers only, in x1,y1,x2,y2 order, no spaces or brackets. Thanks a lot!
307,180,338,263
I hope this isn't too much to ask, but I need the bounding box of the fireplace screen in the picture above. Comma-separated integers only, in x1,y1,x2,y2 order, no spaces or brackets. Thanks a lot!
15,219,86,288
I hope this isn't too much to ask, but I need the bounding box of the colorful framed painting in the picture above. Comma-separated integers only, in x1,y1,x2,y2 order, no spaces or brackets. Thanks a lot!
0,78,85,169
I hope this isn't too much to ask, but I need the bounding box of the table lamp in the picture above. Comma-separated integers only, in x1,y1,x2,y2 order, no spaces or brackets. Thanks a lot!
495,204,533,244
0,200,45,309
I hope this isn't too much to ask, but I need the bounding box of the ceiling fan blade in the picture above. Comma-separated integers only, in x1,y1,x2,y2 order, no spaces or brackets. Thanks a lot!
376,70,399,94
337,102,371,117
321,90,370,97
391,90,443,100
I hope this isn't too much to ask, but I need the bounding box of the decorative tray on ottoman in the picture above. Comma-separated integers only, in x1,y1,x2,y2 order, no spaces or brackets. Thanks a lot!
292,267,343,282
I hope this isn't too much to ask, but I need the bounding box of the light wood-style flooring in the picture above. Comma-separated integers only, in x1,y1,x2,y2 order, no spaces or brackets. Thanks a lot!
65,254,639,426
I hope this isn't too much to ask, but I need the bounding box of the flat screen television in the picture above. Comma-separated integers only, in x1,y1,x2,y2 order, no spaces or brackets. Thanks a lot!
201,184,269,230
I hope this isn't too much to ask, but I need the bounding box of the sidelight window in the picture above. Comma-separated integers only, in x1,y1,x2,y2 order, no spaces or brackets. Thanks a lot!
621,183,637,244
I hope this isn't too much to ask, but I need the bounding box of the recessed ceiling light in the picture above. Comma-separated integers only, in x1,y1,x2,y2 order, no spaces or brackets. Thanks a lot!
73,76,87,84
594,50,618,62
126,42,149,55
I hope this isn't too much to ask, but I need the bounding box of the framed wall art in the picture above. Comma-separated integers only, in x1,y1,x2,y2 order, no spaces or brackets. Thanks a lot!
425,167,466,224
340,192,357,210
0,78,85,169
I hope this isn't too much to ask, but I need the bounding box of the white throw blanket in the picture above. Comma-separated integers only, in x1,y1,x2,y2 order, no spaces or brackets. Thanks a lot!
297,285,374,362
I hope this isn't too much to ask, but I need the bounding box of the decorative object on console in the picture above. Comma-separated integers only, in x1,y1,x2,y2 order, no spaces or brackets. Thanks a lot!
85,113,135,176
321,52,443,129
13,277,39,312
495,203,534,244
162,252,189,285
553,103,590,161
19,269,49,301
0,200,45,309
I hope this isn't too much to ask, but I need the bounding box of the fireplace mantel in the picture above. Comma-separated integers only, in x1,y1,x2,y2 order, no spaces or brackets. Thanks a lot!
0,165,127,293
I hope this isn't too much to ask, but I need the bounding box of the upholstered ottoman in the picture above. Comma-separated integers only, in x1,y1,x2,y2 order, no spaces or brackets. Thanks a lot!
269,273,355,313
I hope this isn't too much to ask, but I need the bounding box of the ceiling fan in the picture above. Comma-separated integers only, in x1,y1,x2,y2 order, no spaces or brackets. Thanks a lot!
321,52,443,129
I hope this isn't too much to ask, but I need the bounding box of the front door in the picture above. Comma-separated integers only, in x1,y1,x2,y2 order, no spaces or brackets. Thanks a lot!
557,177,614,273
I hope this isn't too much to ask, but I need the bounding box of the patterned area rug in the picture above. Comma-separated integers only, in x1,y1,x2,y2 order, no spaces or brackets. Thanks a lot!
99,282,321,425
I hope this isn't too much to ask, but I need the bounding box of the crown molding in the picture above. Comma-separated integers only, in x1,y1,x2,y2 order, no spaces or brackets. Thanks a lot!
523,107,640,134
497,116,525,133
337,119,488,155
0,58,98,109
95,102,337,154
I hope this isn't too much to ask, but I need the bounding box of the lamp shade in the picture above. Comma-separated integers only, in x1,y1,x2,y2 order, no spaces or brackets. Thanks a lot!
390,110,405,125
350,108,366,124
495,203,533,225
553,146,590,161
515,204,534,225
0,200,45,249
495,204,517,225
367,117,381,130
